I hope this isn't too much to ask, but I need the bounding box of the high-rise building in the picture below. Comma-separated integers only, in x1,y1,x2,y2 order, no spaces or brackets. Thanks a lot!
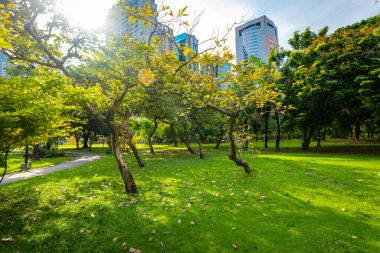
0,53,9,78
175,33,199,61
108,0,174,52
235,15,278,64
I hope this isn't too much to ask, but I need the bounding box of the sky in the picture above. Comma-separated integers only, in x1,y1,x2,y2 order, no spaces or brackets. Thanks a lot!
58,0,380,51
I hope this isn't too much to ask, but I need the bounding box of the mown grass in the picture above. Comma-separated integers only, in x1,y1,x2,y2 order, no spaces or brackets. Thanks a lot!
5,153,72,175
0,141,379,252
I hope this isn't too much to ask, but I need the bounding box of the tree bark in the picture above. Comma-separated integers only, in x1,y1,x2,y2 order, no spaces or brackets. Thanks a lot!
170,124,178,147
263,109,270,148
82,132,89,149
275,112,281,152
198,140,204,159
109,125,137,194
243,118,249,150
0,143,9,185
352,121,360,143
215,127,225,149
147,118,158,154
75,135,80,150
179,136,195,154
124,126,145,168
25,143,29,164
32,144,40,161
302,127,314,151
228,117,252,173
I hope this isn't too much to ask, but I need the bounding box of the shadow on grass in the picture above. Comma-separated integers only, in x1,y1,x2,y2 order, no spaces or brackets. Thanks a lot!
1,148,379,252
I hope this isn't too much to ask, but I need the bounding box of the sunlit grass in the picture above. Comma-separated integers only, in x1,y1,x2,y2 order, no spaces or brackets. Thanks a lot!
1,142,379,252
5,153,72,175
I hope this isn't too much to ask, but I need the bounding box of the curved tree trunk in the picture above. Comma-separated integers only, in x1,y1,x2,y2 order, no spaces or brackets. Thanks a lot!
147,118,158,154
179,136,194,154
124,126,145,168
228,117,252,173
109,125,137,194
275,112,281,152
215,127,225,149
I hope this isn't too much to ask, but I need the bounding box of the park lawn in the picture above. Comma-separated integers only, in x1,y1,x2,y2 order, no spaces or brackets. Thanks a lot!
0,144,379,252
5,153,73,175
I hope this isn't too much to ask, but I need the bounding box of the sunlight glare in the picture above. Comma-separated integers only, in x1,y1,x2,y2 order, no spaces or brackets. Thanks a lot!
58,0,117,31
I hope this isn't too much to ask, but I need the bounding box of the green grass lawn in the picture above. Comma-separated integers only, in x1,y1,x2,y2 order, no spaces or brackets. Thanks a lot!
5,153,73,175
1,142,379,252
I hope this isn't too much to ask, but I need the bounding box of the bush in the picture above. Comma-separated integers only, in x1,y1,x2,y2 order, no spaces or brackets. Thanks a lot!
40,149,65,158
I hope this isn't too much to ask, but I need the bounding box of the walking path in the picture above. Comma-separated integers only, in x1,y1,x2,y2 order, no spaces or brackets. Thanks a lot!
1,153,102,185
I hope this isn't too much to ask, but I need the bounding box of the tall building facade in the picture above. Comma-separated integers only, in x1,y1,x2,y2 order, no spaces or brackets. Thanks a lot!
235,15,278,64
0,53,9,78
108,0,174,52
175,33,199,61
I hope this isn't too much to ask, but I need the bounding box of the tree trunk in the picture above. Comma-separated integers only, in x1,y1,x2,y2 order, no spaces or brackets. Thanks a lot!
32,144,40,161
75,135,80,150
82,132,89,149
170,124,178,147
198,140,204,159
215,128,225,149
352,121,360,143
228,117,252,173
275,112,281,152
127,140,145,168
109,126,137,194
0,142,9,184
179,136,194,154
124,126,144,168
302,128,314,151
25,143,29,164
263,110,270,148
243,118,249,150
147,118,158,154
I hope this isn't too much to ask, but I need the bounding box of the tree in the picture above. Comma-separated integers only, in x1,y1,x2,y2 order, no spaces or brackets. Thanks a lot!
0,69,73,183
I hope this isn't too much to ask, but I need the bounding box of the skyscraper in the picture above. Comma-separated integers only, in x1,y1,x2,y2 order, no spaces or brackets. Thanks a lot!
0,53,9,78
235,15,279,64
175,33,199,61
108,0,174,52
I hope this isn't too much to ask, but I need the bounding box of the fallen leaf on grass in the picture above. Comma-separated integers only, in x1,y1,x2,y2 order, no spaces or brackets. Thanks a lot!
190,221,195,225
232,242,238,249
112,237,118,243
352,235,358,239
85,230,92,234
152,229,156,234
161,241,164,250
178,218,182,224
356,179,365,182
122,242,128,249
1,238,14,242
148,237,153,242
259,192,266,201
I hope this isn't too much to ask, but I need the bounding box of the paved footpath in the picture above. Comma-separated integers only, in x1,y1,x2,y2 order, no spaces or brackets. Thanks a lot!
1,153,102,185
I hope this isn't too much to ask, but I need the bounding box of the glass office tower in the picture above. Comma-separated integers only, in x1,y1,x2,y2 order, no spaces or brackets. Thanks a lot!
0,53,9,78
235,15,279,64
175,33,199,61
108,0,174,52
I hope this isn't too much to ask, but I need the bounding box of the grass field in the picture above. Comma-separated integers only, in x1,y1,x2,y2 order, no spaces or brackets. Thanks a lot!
5,153,73,175
0,141,379,252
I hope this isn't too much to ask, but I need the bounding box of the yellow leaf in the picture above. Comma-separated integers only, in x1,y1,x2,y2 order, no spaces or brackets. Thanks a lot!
183,21,190,26
112,237,118,243
128,16,136,23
